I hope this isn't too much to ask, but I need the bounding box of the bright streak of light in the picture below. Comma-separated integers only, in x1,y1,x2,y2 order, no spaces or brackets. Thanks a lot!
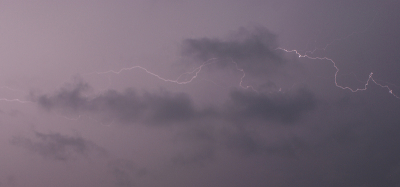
87,58,218,85
230,59,258,92
87,57,257,92
276,47,399,99
0,86,32,103
0,98,33,103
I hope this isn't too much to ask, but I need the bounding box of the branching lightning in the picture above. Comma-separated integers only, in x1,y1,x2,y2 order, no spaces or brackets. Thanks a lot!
230,59,258,92
274,6,399,99
87,47,399,99
87,57,258,92
276,48,399,99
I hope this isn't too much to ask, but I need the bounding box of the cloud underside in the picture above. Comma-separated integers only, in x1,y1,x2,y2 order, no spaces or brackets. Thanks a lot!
181,26,285,75
33,82,213,126
32,80,316,126
226,87,316,123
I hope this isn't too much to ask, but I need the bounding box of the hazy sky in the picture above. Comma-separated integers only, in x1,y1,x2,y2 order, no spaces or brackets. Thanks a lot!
1,1,400,187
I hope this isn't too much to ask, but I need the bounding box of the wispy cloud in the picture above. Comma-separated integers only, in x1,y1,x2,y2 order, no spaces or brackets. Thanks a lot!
11,131,106,161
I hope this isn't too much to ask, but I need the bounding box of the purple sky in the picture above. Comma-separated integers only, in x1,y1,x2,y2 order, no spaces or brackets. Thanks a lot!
1,1,400,187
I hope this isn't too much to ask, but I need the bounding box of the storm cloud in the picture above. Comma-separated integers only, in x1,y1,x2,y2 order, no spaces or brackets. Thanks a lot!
32,80,317,126
181,26,286,75
32,81,216,126
224,86,317,124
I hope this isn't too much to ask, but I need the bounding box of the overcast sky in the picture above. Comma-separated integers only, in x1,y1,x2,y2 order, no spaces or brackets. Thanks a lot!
1,1,400,187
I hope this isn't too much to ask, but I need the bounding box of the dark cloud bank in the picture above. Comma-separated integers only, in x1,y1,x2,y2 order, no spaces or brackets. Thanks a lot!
181,26,286,76
181,26,281,62
31,81,215,126
31,80,317,126
225,87,316,124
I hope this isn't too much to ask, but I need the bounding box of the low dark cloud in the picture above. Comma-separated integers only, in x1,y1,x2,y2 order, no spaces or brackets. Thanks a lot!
181,26,285,75
35,80,91,112
225,86,317,124
89,88,205,125
182,26,281,62
32,80,317,126
10,131,106,161
277,92,400,187
32,81,215,126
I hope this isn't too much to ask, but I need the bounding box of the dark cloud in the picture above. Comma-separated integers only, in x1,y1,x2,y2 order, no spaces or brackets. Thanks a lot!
10,131,106,161
181,26,285,75
224,86,317,124
140,91,213,125
340,123,400,186
32,81,216,126
33,79,317,128
279,91,400,187
35,80,91,112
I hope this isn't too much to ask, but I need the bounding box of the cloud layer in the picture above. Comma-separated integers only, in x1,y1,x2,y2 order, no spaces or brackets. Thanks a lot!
32,81,215,126
32,80,316,127
225,87,316,124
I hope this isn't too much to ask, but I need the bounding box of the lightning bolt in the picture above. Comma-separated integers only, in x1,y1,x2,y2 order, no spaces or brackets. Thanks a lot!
0,98,32,103
86,57,258,92
230,59,258,92
87,58,219,85
276,47,399,99
276,4,399,99
0,86,33,103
